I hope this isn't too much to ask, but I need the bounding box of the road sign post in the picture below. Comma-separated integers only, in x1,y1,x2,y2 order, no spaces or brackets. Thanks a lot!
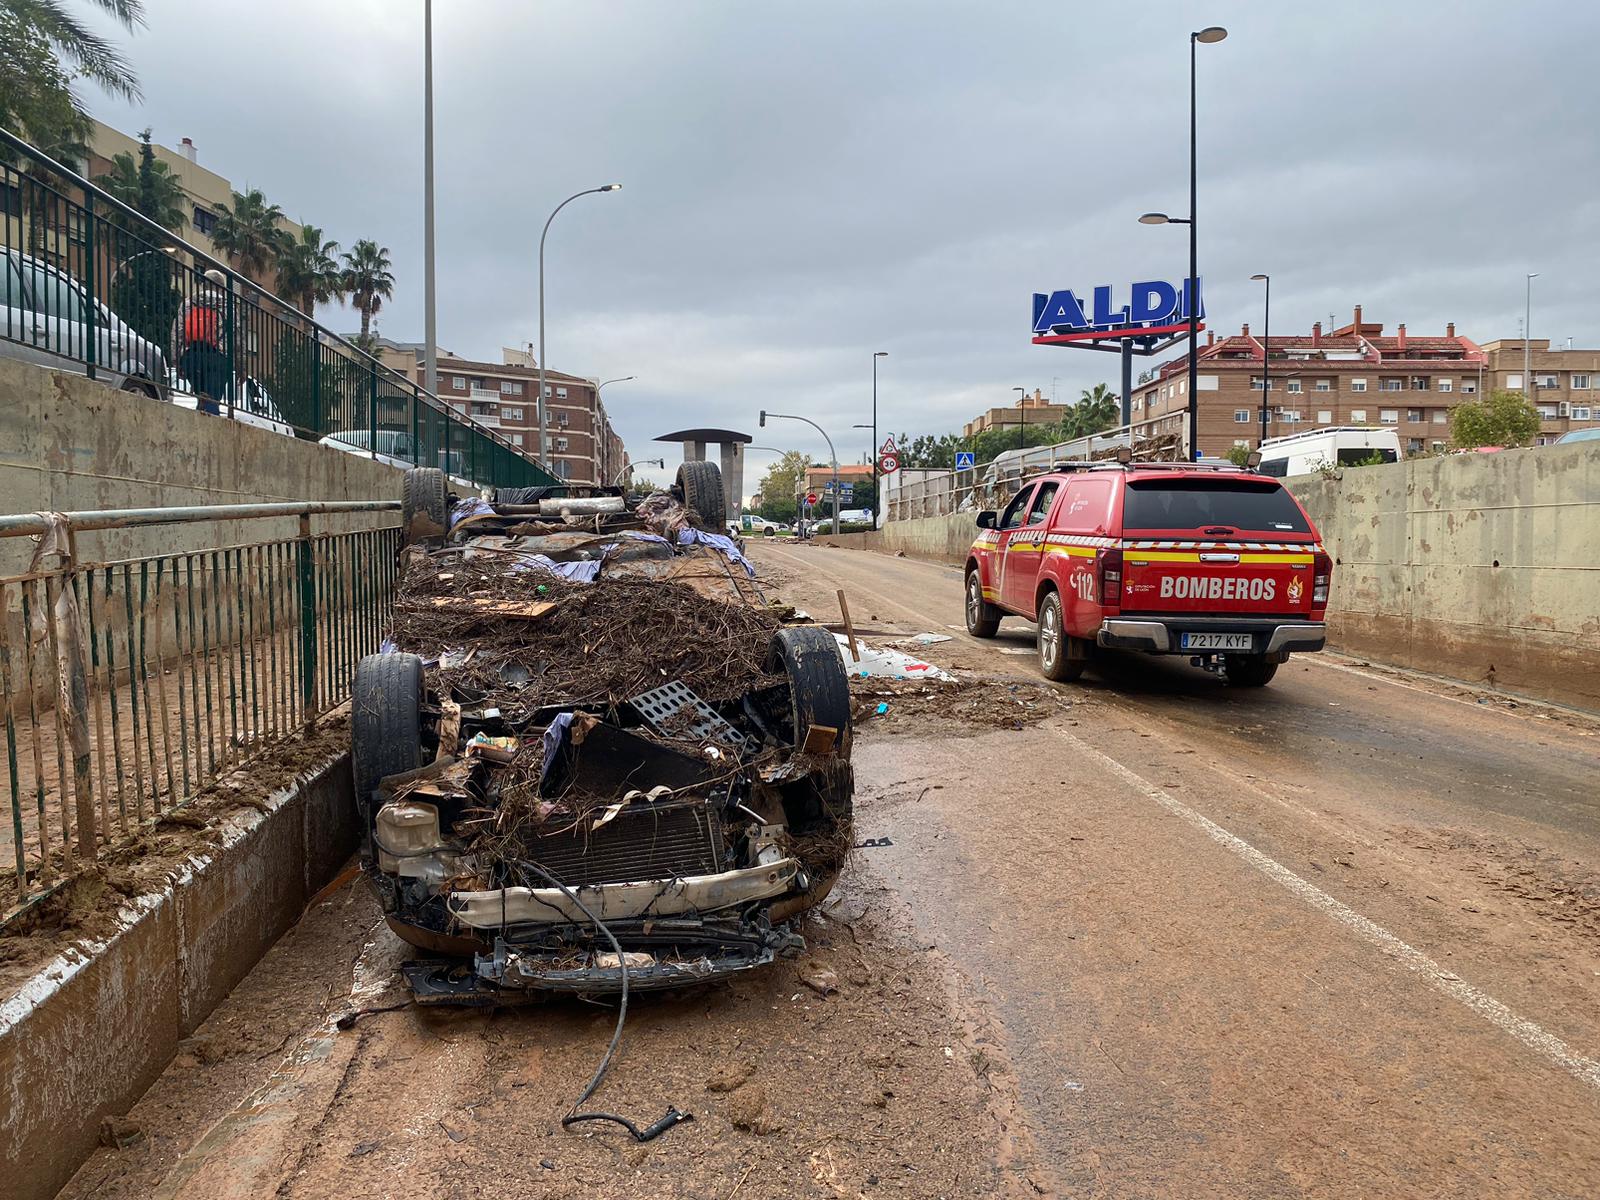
955,451,976,471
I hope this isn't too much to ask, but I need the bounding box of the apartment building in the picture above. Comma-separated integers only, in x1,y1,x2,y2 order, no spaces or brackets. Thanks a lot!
1478,339,1600,444
1129,307,1489,458
963,389,1067,438
378,343,628,485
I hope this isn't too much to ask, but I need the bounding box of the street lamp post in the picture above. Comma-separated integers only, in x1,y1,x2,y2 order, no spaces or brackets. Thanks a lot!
871,351,887,514
1138,24,1226,461
761,410,838,534
1012,386,1026,452
1524,273,1539,399
423,0,437,396
538,184,621,475
1251,273,1270,445
594,377,633,484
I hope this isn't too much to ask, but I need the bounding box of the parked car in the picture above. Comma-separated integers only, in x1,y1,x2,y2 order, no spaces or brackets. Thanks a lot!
1255,426,1402,478
965,461,1331,687
166,369,292,436
1555,427,1600,445
320,428,475,488
0,250,167,398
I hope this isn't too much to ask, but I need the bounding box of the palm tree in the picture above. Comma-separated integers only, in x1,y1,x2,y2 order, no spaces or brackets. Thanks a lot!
341,240,394,350
276,224,344,317
1068,382,1120,438
97,129,186,231
211,187,288,281
0,1,145,121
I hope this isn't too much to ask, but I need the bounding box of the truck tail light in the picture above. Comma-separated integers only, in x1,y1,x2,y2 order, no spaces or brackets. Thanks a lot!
1312,551,1331,605
1098,548,1123,606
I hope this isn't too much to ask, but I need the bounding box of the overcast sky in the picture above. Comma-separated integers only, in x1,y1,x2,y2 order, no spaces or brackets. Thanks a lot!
83,0,1599,491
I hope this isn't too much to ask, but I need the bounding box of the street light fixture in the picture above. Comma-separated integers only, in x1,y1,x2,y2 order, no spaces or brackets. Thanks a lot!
538,183,622,475
1251,273,1271,445
761,409,840,533
1138,24,1226,461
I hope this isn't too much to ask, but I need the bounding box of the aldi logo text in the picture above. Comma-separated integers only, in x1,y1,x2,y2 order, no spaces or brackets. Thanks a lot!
1032,279,1204,341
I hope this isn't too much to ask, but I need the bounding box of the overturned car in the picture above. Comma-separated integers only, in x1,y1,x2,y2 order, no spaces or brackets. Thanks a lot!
352,464,853,1002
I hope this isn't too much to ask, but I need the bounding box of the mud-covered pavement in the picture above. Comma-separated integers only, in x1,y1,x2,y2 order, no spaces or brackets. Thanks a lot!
56,540,1600,1199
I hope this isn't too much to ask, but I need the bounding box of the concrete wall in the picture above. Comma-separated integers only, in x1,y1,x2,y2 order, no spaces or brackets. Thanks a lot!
0,356,403,575
0,752,358,1200
862,442,1600,708
1285,442,1600,709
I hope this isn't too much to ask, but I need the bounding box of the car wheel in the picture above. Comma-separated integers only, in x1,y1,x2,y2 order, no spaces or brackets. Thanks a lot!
401,467,450,548
119,377,160,401
675,460,726,528
768,624,852,757
493,485,547,506
352,652,425,809
1037,592,1085,682
1224,654,1278,687
965,569,1000,638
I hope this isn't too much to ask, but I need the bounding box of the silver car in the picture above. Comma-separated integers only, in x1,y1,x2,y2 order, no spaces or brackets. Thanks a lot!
0,250,167,398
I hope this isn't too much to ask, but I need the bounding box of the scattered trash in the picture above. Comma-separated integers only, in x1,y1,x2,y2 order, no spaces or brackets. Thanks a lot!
855,836,893,849
801,966,840,996
875,702,889,715
831,633,954,681
98,1116,143,1150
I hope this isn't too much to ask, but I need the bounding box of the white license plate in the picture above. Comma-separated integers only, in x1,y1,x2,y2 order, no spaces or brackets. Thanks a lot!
1181,632,1253,651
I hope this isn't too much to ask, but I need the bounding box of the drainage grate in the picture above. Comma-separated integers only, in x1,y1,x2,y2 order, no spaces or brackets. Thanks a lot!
629,680,753,752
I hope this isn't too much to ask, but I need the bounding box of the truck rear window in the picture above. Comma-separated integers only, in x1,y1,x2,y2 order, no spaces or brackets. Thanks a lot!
1122,478,1310,534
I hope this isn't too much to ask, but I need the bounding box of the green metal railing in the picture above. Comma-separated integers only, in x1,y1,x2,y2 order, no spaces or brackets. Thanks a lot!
0,502,401,924
0,126,555,490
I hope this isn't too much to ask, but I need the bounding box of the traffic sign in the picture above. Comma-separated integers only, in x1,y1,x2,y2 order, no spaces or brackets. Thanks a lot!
804,492,819,506
878,452,900,474
879,435,899,455
955,451,976,471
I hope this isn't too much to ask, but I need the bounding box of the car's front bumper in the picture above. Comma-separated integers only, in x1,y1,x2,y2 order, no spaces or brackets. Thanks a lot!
1097,617,1326,658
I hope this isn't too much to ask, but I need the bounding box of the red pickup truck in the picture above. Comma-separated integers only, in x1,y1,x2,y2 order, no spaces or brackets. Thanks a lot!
964,462,1331,686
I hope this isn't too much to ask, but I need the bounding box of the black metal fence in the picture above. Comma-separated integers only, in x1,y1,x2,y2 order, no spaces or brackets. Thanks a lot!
0,126,554,490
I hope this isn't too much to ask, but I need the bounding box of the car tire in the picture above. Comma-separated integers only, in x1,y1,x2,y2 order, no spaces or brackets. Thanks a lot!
965,569,1000,638
675,460,726,528
1224,654,1278,687
768,625,852,757
119,377,160,401
1037,591,1086,682
352,652,425,808
401,467,450,547
493,486,547,506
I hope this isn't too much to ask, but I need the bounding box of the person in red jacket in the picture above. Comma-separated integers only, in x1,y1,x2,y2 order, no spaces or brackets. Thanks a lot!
172,269,228,413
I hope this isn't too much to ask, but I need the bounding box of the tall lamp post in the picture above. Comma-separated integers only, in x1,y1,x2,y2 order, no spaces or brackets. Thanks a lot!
761,410,839,534
423,0,437,396
1524,272,1539,399
1012,386,1027,452
594,376,634,484
1250,273,1270,445
1139,24,1227,461
538,184,621,474
871,351,887,512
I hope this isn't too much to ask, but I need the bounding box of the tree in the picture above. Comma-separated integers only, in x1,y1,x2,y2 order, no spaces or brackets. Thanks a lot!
1224,444,1253,467
341,239,394,351
755,449,811,522
97,129,186,231
0,0,143,153
211,187,289,281
1449,389,1541,450
1066,382,1120,439
276,224,344,317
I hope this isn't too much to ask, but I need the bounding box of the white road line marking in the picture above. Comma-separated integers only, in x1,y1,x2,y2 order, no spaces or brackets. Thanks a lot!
1049,724,1600,1094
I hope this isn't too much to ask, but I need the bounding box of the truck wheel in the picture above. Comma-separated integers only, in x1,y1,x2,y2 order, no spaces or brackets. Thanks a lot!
768,625,852,756
965,569,1000,638
401,468,450,548
352,653,424,808
1224,654,1278,687
675,460,726,528
1037,592,1086,682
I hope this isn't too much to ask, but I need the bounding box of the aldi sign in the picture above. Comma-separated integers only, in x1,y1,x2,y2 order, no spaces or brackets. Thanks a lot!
1032,278,1204,344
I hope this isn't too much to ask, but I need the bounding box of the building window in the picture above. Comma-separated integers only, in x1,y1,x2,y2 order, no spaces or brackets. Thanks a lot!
1431,441,1446,452
1249,377,1271,391
1407,438,1423,453
1537,404,1559,419
1575,406,1594,420
502,407,522,420
1314,379,1332,392
1535,374,1559,389
1573,374,1591,390
1280,410,1302,423
1406,409,1423,423
1506,373,1523,390
1234,439,1250,448
556,436,568,451
543,385,553,396
1461,379,1478,394
1317,410,1333,424
500,380,523,395
1380,379,1404,391
1432,410,1448,424
1380,409,1399,424
1233,409,1252,423
1351,379,1368,392
1437,378,1452,393
556,387,568,398
1286,380,1302,394
557,411,569,427
511,433,523,446
1410,377,1429,391
1351,409,1367,422
451,376,466,391
192,206,218,235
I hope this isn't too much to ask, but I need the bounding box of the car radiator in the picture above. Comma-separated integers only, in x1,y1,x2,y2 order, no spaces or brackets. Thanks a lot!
517,797,726,887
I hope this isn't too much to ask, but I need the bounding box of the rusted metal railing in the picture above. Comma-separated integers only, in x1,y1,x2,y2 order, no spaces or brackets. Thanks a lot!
0,501,400,923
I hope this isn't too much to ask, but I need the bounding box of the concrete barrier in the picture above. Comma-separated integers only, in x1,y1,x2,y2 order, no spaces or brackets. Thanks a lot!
863,443,1600,708
0,750,359,1200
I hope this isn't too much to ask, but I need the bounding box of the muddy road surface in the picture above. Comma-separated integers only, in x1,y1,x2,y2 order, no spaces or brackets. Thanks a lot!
56,539,1600,1199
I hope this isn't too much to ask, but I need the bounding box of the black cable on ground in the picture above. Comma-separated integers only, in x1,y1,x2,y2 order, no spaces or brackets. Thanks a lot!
514,860,693,1143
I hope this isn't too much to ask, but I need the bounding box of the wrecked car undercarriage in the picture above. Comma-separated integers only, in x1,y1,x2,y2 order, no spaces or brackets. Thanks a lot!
352,464,854,1004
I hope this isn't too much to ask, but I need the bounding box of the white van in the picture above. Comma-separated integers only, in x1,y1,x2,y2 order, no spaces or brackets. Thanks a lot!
1256,427,1403,478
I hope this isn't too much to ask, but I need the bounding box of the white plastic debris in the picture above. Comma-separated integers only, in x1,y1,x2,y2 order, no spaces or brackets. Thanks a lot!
832,633,954,681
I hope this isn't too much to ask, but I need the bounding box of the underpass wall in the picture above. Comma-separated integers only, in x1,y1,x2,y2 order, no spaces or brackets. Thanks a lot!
864,442,1600,708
